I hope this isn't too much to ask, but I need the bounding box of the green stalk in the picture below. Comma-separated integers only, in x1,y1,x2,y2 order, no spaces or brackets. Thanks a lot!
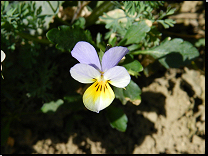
47,1,56,13
131,50,153,55
17,32,51,44
85,1,113,27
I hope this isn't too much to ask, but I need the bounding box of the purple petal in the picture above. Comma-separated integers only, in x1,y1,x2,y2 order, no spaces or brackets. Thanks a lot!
101,47,129,72
103,66,131,88
71,41,101,71
70,63,101,84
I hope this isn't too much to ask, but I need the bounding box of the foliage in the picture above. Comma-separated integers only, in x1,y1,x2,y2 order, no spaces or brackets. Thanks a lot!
106,105,128,132
131,37,199,68
1,1,200,142
1,1,61,145
46,25,94,52
99,1,176,47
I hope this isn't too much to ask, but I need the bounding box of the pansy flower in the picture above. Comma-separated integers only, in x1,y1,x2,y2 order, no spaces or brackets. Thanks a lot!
70,41,131,113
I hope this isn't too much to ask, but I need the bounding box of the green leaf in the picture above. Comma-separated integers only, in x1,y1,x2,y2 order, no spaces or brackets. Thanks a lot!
96,32,102,45
36,6,42,15
146,26,162,46
166,7,176,16
108,36,117,47
6,7,17,16
132,38,200,68
72,17,86,29
195,38,205,47
124,1,132,12
120,55,143,77
106,105,128,132
157,20,170,29
164,19,176,27
114,80,142,105
46,25,94,52
118,20,151,46
3,1,9,10
96,33,106,52
41,99,64,113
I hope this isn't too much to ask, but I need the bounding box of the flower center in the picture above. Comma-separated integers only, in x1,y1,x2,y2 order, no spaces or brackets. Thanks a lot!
100,71,104,75
91,73,108,93
93,80,108,93
91,71,111,93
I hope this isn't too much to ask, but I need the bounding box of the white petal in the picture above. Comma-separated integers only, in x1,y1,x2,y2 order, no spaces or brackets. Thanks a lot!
70,63,101,83
1,50,6,62
104,66,131,88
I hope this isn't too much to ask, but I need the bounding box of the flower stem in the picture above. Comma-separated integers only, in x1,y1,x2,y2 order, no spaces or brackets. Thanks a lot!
17,32,51,44
47,1,56,13
131,50,153,55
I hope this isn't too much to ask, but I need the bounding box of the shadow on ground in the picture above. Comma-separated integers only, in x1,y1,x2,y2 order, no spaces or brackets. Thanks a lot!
2,90,166,154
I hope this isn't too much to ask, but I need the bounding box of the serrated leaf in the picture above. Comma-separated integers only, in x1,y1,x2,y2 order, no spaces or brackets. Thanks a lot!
132,38,200,68
114,80,142,105
46,25,94,51
106,105,128,132
118,20,151,46
41,99,64,113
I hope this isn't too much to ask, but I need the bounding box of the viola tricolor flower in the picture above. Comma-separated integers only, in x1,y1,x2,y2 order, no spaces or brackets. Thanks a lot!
70,41,131,113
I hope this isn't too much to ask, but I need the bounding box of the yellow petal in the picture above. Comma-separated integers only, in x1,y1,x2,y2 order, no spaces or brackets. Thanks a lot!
83,80,115,113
